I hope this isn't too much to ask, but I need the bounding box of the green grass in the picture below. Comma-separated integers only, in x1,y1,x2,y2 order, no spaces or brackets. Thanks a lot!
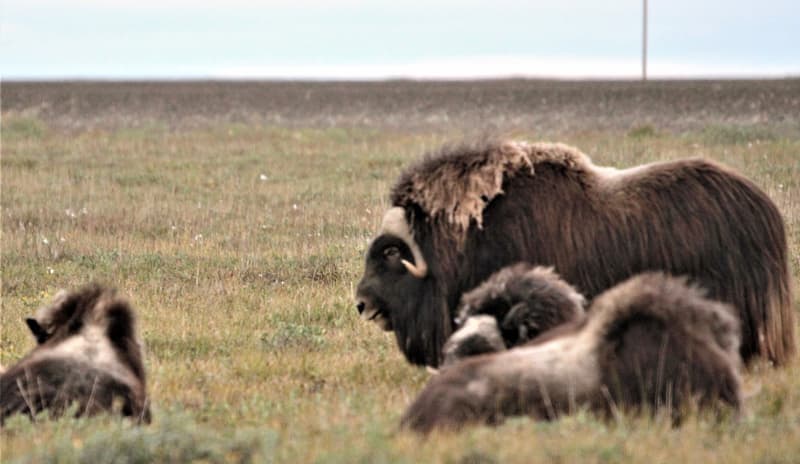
2,94,800,463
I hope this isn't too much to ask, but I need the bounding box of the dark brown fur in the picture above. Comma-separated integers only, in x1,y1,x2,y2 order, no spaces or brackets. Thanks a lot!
0,284,150,424
458,263,586,347
401,272,743,433
359,140,794,366
442,264,586,365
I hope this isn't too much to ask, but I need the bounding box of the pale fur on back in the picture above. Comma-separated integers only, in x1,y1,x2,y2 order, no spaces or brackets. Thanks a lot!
587,272,742,368
482,327,600,411
395,141,596,246
28,285,146,388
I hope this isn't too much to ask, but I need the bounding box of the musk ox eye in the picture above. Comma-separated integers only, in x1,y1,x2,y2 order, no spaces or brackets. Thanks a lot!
383,246,401,259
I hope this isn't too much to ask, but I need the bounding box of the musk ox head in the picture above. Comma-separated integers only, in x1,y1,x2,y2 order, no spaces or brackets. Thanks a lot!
457,264,586,346
1,284,150,424
355,207,451,366
441,264,586,366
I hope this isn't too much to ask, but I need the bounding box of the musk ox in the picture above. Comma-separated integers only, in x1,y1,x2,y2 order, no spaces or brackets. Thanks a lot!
0,284,151,424
355,140,794,367
401,272,744,433
442,264,585,366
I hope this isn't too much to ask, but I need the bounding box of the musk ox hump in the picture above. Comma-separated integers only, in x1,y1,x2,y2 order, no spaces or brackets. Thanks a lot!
391,141,595,245
587,272,741,365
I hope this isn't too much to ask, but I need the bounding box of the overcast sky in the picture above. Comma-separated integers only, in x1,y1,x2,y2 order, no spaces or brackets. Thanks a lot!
2,0,798,79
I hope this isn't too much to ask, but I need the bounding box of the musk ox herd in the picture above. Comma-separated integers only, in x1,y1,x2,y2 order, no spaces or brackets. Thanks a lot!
357,139,795,432
1,139,795,436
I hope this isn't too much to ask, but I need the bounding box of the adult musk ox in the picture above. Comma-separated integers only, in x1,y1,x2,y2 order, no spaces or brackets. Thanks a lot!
0,284,151,424
442,264,586,366
355,140,794,367
401,272,744,434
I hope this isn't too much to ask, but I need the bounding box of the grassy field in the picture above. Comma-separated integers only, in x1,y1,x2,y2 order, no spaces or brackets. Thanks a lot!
1,80,799,463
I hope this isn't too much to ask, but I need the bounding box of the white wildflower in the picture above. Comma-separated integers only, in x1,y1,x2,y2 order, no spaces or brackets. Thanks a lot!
259,174,268,181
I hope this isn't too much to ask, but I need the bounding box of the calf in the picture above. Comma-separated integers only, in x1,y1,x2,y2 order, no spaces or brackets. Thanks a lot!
1,284,150,424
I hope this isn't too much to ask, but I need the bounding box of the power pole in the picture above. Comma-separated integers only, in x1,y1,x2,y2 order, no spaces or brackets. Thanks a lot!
642,0,648,81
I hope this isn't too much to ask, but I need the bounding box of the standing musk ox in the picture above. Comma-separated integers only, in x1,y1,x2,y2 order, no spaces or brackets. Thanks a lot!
0,284,151,424
401,272,744,434
355,140,794,367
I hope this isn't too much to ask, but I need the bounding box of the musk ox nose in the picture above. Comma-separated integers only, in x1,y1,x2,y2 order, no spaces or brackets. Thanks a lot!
356,301,366,314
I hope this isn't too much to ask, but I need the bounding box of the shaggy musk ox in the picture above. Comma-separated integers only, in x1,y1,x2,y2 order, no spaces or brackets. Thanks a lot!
442,264,586,366
0,284,150,424
401,272,744,433
355,140,794,367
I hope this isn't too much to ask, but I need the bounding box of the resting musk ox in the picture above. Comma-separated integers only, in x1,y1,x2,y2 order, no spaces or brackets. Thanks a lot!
442,264,586,366
0,284,150,424
355,140,794,367
401,272,744,433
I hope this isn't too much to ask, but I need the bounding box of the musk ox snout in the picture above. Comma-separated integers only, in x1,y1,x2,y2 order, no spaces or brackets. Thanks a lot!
442,315,506,366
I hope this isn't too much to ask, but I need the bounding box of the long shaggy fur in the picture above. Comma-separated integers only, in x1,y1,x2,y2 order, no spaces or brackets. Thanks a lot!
458,263,586,347
380,139,793,366
442,264,586,366
0,284,150,424
402,272,743,433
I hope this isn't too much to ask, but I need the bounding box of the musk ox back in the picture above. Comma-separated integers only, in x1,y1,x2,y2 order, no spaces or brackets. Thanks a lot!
355,140,794,367
0,284,150,424
401,272,743,433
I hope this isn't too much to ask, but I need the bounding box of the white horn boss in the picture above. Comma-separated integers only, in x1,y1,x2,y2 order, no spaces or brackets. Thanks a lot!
379,207,429,279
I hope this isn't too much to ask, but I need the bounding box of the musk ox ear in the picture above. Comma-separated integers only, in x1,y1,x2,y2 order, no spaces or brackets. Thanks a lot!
501,302,540,342
379,207,428,279
25,318,49,344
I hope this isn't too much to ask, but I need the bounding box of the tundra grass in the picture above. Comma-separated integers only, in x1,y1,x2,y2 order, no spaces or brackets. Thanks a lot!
2,104,799,463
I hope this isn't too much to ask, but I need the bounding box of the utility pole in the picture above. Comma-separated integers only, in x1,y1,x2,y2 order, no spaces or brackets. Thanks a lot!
642,0,648,81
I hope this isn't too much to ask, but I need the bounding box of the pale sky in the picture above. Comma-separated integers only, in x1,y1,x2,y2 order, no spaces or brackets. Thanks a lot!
1,0,798,79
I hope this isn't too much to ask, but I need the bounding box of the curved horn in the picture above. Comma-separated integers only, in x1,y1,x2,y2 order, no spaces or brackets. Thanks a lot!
401,259,427,279
380,207,429,279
